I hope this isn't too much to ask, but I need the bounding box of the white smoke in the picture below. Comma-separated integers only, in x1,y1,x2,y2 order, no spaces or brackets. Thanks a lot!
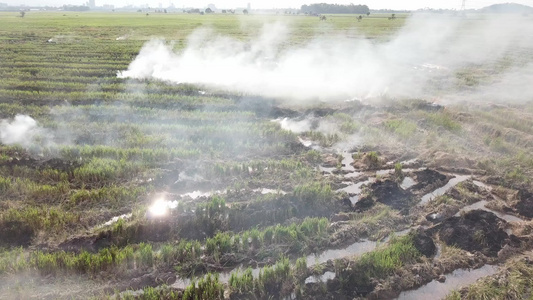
118,14,533,103
0,115,45,148
275,118,312,133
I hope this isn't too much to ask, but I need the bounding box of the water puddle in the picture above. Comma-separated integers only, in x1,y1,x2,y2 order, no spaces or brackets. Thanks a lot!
400,158,418,166
306,229,410,266
171,278,192,289
376,169,393,176
181,190,214,199
375,168,424,177
339,178,375,194
341,152,356,172
434,243,442,260
400,177,416,189
94,213,132,229
455,200,524,223
307,240,378,266
473,180,491,190
305,271,336,284
396,265,498,300
419,175,471,206
338,178,376,205
253,188,287,195
319,166,336,174
344,171,362,178
175,171,204,183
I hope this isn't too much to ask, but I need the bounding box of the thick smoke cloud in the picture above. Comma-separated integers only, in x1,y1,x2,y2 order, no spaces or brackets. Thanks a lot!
0,115,47,148
119,14,533,103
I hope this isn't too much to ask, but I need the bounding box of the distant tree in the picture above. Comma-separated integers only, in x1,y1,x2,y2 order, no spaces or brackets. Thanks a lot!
366,11,370,16
164,9,167,13
62,5,90,11
301,3,369,14
221,9,227,13
243,9,248,14
146,13,149,16
319,15,326,20
19,11,25,18
357,15,363,21
205,7,213,13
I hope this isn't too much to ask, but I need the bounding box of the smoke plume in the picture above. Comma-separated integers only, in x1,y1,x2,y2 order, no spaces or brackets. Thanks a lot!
118,14,533,104
0,115,47,148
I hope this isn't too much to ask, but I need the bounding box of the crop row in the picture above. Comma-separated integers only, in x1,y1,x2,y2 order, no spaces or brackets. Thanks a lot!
0,217,329,278
113,233,422,300
0,78,216,94
0,89,238,106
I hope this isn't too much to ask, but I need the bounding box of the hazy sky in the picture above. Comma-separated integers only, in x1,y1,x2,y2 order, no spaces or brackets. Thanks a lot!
5,0,533,10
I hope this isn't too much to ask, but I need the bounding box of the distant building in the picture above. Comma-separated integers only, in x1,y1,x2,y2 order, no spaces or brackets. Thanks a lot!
247,2,251,11
88,0,95,8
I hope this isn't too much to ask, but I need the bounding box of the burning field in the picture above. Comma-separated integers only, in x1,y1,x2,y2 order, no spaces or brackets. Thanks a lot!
1,10,533,300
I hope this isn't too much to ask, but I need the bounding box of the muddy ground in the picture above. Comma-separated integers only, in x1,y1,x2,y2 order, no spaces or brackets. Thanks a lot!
2,98,533,300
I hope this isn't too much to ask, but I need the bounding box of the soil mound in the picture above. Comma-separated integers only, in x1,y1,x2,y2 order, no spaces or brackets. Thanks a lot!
447,180,491,203
356,180,413,212
428,210,508,257
412,231,436,257
411,169,448,192
514,189,533,219
0,220,34,247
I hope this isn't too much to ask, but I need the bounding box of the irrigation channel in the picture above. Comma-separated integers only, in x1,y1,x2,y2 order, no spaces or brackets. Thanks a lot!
396,265,499,300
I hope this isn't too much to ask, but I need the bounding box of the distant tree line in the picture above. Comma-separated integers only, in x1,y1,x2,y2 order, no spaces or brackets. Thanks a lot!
300,3,370,14
62,5,90,11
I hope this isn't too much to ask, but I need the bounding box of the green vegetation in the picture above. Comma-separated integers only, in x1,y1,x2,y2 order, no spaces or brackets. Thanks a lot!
425,112,462,132
445,260,533,300
394,162,403,180
385,119,417,139
335,234,422,296
229,257,294,299
183,273,224,300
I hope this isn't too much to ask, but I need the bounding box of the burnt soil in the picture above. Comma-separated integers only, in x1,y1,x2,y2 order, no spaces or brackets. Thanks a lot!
412,230,437,257
355,179,414,213
411,169,450,193
513,189,533,219
427,210,509,257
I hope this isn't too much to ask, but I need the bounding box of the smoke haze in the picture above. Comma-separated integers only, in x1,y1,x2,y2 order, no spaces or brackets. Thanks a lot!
119,14,533,104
